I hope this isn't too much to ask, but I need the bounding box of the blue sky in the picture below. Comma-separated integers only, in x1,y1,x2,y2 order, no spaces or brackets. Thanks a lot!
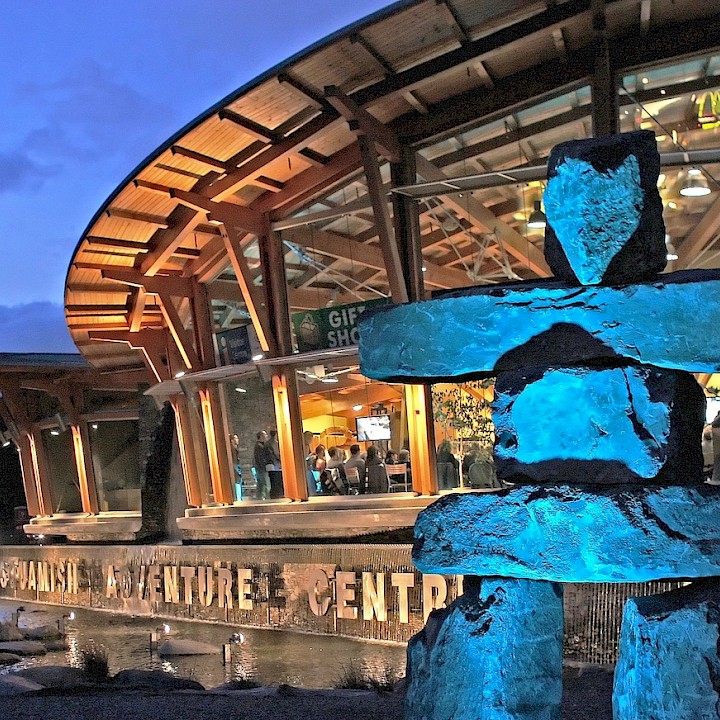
0,0,392,352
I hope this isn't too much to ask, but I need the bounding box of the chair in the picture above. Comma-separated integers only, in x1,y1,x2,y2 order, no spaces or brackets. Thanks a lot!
468,462,501,489
344,466,362,494
386,463,409,492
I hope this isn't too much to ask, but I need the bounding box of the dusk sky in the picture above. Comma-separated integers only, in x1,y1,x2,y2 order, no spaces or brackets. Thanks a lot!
0,0,392,353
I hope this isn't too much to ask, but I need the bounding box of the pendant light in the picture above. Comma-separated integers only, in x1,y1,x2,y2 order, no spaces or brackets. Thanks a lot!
680,168,711,197
527,200,547,229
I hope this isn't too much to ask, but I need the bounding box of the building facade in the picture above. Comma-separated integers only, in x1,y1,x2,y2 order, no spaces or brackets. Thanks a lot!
3,0,720,542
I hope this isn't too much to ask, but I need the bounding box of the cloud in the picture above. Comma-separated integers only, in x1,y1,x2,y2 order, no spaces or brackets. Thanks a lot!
0,150,59,194
18,60,173,163
0,302,77,353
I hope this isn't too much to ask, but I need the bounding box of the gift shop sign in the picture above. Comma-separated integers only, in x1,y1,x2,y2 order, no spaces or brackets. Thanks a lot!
292,298,390,353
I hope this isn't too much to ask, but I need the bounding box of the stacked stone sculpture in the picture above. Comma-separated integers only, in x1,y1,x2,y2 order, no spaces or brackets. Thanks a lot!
358,130,720,719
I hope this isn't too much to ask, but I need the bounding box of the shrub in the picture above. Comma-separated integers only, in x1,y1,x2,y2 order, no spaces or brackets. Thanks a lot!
79,642,109,682
334,660,399,692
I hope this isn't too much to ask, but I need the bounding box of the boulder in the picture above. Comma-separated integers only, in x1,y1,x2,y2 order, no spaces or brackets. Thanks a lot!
614,579,720,720
493,366,704,484
413,484,720,582
23,624,62,642
0,624,24,642
111,668,205,691
0,641,46,656
16,666,86,688
406,576,563,720
0,653,22,665
0,675,44,694
157,638,221,656
543,130,666,285
357,269,720,382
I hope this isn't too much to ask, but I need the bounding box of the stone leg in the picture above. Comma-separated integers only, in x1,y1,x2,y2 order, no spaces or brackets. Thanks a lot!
613,578,720,720
405,576,563,720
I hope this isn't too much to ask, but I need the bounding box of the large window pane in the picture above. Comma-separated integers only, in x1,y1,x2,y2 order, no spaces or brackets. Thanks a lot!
41,428,82,513
89,420,140,512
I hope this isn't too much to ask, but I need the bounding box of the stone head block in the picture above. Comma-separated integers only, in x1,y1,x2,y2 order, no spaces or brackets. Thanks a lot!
543,130,666,285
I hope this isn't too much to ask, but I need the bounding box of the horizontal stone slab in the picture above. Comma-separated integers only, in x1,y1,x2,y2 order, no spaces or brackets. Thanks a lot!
493,366,704,484
413,484,720,582
358,269,720,381
614,579,720,720
544,130,666,285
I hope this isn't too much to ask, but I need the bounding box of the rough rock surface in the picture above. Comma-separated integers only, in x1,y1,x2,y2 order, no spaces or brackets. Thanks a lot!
16,666,86,688
413,484,720,582
613,579,720,720
543,130,666,285
23,624,62,642
358,269,720,382
111,668,205,691
0,653,21,665
0,641,46,656
406,576,563,720
493,366,704,484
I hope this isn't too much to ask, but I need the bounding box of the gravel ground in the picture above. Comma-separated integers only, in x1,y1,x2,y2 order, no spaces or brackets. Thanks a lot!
0,666,614,720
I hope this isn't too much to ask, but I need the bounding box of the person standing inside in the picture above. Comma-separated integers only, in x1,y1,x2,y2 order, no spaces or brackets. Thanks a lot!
344,444,366,492
253,430,272,500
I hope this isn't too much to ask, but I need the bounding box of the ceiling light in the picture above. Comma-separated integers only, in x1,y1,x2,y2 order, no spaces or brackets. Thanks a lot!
91,423,99,430
660,89,666,95
527,200,547,229
235,387,247,393
320,377,339,384
680,168,711,197
641,77,649,84
174,371,186,379
667,201,678,209
50,429,60,436
421,265,427,272
2,439,10,448
252,353,264,362
352,404,363,411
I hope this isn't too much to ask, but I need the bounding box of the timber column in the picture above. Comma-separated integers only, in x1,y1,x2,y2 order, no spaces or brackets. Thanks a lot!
260,215,308,501
391,148,438,495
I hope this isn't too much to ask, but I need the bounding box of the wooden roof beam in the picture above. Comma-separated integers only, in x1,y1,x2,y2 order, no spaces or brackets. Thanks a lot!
349,33,395,77
324,85,401,163
220,225,275,354
170,145,231,172
415,154,551,277
102,268,194,297
218,108,282,143
105,208,169,228
435,0,471,45
203,112,341,202
170,188,265,237
259,144,362,219
128,287,147,333
140,205,207,277
158,293,201,372
88,329,171,383
676,193,720,269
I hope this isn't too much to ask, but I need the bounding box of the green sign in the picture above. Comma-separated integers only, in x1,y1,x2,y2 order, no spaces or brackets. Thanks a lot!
292,298,390,353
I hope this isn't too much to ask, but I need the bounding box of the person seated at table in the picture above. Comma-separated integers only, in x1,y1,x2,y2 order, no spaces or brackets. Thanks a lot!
327,446,347,493
384,449,399,465
344,444,366,492
398,448,411,467
462,442,483,476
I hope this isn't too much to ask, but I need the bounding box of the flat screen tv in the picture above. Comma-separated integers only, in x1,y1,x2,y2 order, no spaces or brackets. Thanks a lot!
356,414,392,442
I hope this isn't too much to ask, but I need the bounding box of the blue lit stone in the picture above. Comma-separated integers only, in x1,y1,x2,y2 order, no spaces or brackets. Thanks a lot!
544,130,666,285
493,366,704,484
413,484,720,582
406,576,563,720
358,270,720,382
613,579,720,720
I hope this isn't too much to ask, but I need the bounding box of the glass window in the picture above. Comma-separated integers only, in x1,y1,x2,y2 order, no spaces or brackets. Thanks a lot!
619,53,720,270
88,420,141,512
41,427,82,513
432,380,496,491
220,375,278,503
297,362,409,496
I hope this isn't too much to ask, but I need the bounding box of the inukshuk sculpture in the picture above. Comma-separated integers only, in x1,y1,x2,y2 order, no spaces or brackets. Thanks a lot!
358,130,720,720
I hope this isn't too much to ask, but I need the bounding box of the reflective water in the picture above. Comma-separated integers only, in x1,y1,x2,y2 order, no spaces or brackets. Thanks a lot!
0,600,406,689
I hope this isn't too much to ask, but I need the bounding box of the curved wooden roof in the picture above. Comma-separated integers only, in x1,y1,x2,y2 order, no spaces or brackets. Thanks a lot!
65,0,720,374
